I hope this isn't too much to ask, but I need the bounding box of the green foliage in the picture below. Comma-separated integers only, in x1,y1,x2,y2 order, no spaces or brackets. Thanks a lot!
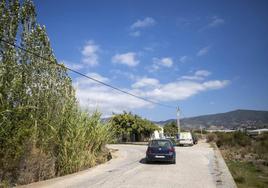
252,133,268,161
163,121,178,136
207,131,268,163
206,132,252,148
109,111,159,142
206,133,217,142
193,129,207,134
215,132,236,147
55,110,114,175
227,161,268,188
0,0,114,185
208,132,268,187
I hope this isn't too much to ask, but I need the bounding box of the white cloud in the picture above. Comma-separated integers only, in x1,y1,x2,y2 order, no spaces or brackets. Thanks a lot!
81,41,99,66
110,69,137,80
197,46,210,56
112,52,139,67
181,70,211,81
181,75,203,81
86,72,109,82
208,16,225,27
60,60,83,70
149,57,174,72
132,77,160,88
74,72,229,116
76,87,150,116
143,80,229,101
131,17,156,29
129,31,141,37
153,57,173,67
74,72,109,87
74,75,150,116
179,56,191,63
202,80,229,89
195,70,211,77
149,64,160,72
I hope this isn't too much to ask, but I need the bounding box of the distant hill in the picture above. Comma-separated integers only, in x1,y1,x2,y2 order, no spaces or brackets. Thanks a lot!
155,109,268,129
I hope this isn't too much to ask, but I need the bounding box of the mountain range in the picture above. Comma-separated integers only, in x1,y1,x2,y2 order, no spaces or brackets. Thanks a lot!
155,109,268,129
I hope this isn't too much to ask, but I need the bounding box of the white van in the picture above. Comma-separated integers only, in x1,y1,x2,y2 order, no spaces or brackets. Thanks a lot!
179,132,193,146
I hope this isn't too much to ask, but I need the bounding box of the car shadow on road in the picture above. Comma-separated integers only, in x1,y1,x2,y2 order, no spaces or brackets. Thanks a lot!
139,158,173,165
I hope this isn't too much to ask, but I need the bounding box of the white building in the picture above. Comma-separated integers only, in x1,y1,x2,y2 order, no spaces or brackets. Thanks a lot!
247,128,268,136
151,125,164,139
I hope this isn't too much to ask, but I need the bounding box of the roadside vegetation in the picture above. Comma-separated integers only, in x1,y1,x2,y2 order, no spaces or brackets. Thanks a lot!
207,131,268,188
163,121,178,137
0,0,114,186
109,111,160,142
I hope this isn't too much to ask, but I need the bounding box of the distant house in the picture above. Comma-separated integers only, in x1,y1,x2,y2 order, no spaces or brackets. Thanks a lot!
151,125,164,139
206,128,268,136
247,128,268,136
207,129,236,133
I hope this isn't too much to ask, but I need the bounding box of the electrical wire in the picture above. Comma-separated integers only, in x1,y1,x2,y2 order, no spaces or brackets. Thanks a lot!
0,38,177,109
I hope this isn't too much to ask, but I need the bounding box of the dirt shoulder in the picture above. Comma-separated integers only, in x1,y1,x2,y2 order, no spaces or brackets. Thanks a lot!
210,143,237,188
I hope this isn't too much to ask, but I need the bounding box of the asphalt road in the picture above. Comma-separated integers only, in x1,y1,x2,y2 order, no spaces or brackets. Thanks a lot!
22,141,236,188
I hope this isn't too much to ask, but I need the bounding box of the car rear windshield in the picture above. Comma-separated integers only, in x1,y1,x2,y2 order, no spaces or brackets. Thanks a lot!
149,140,171,148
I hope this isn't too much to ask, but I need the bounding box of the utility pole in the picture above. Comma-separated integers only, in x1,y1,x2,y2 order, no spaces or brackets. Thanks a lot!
176,107,180,137
200,125,203,138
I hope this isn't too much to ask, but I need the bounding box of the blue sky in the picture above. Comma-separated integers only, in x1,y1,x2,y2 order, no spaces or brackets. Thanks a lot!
34,0,268,121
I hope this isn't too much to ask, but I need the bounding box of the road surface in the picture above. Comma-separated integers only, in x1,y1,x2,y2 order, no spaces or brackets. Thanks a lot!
21,141,236,188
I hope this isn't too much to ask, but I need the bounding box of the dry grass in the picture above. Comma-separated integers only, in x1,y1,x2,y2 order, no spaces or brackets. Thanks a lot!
207,132,268,188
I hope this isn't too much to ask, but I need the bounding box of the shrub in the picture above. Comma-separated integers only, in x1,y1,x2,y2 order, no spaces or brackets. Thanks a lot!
206,133,217,142
215,132,232,147
233,131,251,147
163,121,178,136
215,132,251,148
109,112,159,142
253,133,268,161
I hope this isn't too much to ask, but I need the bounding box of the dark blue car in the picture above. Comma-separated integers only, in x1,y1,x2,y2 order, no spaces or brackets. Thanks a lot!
146,139,176,164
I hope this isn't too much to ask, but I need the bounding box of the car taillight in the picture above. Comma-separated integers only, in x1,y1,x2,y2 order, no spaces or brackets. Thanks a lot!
169,147,175,153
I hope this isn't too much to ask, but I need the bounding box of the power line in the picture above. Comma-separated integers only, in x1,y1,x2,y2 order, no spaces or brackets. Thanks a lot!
0,38,177,109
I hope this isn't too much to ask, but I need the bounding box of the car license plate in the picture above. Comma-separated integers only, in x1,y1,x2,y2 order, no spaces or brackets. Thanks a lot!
155,155,165,158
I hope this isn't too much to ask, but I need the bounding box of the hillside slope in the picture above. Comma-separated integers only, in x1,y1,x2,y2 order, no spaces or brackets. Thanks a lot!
156,109,268,129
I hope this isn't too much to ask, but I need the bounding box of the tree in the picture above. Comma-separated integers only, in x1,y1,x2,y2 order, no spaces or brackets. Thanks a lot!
110,112,160,142
163,121,178,136
0,0,114,185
